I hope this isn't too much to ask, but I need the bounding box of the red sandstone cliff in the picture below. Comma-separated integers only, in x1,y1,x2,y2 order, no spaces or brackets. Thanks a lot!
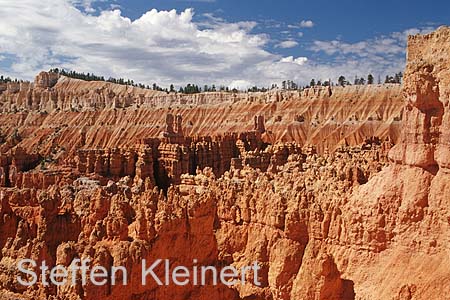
0,26,449,300
0,72,403,156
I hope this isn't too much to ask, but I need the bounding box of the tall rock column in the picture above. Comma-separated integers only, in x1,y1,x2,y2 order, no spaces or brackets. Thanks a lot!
389,27,449,171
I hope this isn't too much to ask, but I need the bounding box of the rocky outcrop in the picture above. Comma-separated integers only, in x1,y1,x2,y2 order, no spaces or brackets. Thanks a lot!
0,26,449,300
342,26,450,299
76,145,155,185
0,75,403,154
0,147,41,187
0,74,401,114
34,71,59,89
0,137,389,300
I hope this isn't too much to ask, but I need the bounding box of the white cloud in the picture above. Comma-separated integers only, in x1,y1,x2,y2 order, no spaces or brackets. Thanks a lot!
229,80,252,89
297,32,304,37
280,56,308,65
0,1,276,86
307,27,435,81
300,20,314,28
276,40,299,49
311,27,433,56
0,1,436,87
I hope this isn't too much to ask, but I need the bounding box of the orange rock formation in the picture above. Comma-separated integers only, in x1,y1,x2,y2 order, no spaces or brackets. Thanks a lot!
0,71,403,155
0,26,449,300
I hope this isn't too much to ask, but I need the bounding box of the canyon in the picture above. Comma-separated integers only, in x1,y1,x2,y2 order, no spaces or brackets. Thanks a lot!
0,26,449,300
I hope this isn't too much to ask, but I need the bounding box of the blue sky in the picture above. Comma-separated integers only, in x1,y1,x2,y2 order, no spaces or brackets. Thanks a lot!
0,0,448,88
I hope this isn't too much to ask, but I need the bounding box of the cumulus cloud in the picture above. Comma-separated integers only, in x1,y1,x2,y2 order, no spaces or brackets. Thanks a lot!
0,0,276,86
300,20,314,28
280,56,307,65
0,1,435,87
276,40,299,49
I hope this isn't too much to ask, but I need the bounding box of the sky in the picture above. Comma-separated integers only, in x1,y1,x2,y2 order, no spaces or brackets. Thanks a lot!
0,0,448,89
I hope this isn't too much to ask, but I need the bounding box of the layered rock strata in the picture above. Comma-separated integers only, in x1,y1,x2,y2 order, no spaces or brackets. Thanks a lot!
0,26,449,300
0,72,403,154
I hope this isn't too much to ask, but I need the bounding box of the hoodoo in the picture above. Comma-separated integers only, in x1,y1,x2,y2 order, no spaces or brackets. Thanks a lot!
0,23,449,300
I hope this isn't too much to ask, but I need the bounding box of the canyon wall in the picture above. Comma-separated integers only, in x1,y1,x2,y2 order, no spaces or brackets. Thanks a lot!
0,26,449,300
0,73,403,155
0,138,391,300
0,72,396,113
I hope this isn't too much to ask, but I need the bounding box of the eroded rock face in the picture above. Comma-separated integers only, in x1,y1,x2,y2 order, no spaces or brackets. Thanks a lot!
0,75,403,154
0,26,450,300
0,137,390,300
35,72,59,89
354,26,450,299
